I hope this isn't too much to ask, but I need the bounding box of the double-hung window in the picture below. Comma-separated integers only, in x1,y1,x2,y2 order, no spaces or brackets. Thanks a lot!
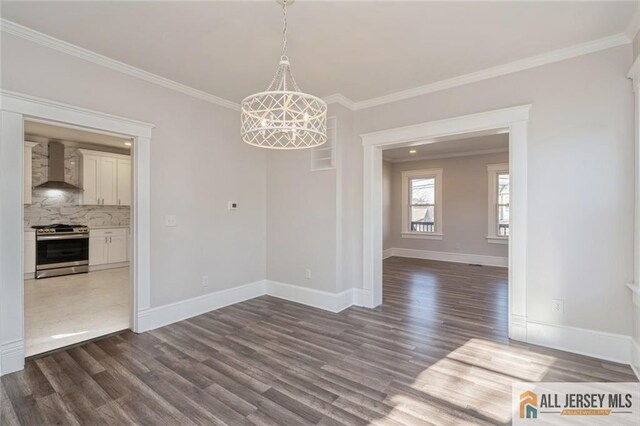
487,164,509,243
401,168,443,240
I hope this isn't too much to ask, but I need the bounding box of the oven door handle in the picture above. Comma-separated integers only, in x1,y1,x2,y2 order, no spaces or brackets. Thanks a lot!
37,234,89,241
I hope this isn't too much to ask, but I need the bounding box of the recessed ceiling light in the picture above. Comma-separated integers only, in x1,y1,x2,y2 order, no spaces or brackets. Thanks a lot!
124,142,132,146
409,149,417,154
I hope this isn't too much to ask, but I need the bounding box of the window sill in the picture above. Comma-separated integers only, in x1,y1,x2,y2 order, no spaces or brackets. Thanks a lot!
402,232,443,240
487,236,508,244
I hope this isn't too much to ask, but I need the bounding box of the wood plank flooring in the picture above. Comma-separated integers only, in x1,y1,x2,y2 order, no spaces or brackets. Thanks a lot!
2,257,637,425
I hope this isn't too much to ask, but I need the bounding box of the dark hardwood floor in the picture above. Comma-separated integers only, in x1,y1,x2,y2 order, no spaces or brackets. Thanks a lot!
2,257,637,425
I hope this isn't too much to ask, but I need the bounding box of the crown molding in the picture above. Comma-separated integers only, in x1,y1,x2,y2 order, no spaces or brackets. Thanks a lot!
384,147,509,163
350,33,630,110
628,54,640,90
361,104,530,147
0,19,241,111
2,19,630,114
626,5,640,41
323,93,356,110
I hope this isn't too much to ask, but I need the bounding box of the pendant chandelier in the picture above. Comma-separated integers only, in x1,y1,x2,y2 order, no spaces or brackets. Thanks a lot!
241,0,327,149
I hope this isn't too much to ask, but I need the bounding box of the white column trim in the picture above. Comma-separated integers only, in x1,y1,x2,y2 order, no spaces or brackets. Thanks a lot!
361,105,530,342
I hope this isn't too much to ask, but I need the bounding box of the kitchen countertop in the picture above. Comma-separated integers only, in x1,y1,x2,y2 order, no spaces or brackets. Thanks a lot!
25,225,130,231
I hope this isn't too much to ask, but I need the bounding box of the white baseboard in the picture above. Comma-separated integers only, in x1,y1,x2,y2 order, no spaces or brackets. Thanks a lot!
137,280,267,332
0,339,24,375
383,248,393,260
526,320,631,365
388,247,508,267
266,280,355,313
352,288,367,307
137,279,361,334
89,261,129,272
509,314,527,342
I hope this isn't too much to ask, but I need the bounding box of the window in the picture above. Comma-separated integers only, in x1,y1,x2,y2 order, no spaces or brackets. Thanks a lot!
487,164,509,244
401,168,443,240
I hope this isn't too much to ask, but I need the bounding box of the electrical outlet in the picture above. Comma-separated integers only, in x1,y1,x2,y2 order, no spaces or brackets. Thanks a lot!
202,275,209,287
551,299,564,313
305,268,312,279
455,242,461,250
228,201,238,210
164,215,177,227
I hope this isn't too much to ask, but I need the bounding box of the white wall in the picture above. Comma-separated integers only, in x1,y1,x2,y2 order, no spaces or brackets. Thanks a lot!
386,152,509,258
265,104,355,293
1,25,636,363
266,148,337,292
347,45,634,336
1,33,267,307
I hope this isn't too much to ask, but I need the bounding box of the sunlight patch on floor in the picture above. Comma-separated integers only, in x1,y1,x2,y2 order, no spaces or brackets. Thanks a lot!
384,338,556,424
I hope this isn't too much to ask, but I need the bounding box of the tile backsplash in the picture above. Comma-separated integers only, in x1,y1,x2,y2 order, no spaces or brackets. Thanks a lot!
24,142,130,228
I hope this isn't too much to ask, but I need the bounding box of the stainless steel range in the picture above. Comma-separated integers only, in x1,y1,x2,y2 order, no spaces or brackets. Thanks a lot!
33,224,89,279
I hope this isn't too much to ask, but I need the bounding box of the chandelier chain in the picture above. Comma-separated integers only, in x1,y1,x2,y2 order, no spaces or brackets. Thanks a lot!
240,0,327,149
281,0,288,60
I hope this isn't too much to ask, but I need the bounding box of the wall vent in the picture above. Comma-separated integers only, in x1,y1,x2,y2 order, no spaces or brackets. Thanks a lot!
311,117,336,171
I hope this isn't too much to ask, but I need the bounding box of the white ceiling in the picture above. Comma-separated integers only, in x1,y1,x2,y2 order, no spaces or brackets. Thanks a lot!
383,133,508,162
25,120,132,149
2,1,636,104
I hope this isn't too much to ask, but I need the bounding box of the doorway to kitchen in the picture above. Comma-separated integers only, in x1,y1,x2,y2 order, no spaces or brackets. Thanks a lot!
0,90,153,375
23,120,134,356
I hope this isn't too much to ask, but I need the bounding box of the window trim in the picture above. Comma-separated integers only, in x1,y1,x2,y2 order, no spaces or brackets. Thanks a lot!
401,168,443,240
487,163,509,244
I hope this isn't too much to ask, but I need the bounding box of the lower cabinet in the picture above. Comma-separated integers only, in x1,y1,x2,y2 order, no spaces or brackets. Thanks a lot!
24,231,36,275
89,228,129,267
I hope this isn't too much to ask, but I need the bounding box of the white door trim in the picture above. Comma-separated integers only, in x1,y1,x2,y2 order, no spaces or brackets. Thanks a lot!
0,90,154,375
361,104,531,342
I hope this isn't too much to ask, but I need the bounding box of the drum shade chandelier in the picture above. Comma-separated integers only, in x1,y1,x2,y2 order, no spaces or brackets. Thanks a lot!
241,0,327,149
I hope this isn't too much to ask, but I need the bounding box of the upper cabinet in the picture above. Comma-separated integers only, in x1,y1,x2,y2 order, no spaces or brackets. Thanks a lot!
24,142,38,204
79,149,131,206
116,158,131,206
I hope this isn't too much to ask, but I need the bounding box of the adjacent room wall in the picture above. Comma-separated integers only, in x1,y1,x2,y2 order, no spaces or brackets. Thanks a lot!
386,152,509,258
2,33,267,307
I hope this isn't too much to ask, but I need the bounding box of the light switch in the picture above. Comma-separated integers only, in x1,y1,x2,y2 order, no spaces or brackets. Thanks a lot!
165,215,177,227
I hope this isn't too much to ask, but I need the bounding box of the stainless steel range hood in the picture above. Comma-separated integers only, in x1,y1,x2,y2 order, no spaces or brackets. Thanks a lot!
33,142,82,191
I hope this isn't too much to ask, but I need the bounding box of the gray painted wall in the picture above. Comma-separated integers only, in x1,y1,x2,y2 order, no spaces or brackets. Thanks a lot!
384,152,509,258
2,32,267,308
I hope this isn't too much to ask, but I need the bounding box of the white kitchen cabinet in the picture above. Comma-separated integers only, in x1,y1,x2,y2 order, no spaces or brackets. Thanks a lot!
79,150,130,206
89,235,108,266
24,142,38,204
24,231,36,275
116,158,131,206
99,156,118,205
107,234,128,263
81,154,100,205
89,228,129,268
